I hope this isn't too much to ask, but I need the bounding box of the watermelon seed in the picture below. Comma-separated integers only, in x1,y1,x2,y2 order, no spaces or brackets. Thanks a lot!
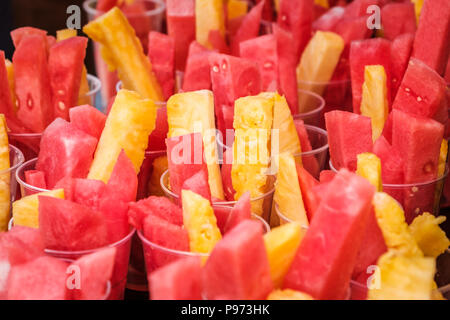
212,65,219,73
222,63,227,71
26,95,33,109
417,96,422,102
404,87,410,93
58,101,66,111
263,61,273,69
411,186,418,193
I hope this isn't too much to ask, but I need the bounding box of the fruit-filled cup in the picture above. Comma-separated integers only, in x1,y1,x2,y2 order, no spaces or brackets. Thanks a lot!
16,158,49,197
294,89,326,128
2,145,25,203
8,74,102,161
84,0,166,106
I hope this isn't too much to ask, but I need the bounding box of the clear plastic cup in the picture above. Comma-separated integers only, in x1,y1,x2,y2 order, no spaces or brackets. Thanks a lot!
45,228,135,300
293,125,328,180
273,203,309,229
83,0,166,107
15,158,49,197
294,89,326,128
84,73,103,111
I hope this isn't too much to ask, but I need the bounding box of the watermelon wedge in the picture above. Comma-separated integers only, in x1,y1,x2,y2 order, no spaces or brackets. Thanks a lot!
373,135,404,185
319,170,336,183
182,169,211,202
147,106,168,152
60,178,106,210
390,33,414,98
0,226,44,266
182,42,214,91
208,30,230,54
313,6,345,31
148,32,175,101
344,0,380,18
381,2,416,41
69,105,107,141
256,0,273,21
333,16,372,49
296,164,320,221
294,119,320,178
25,170,47,190
223,191,251,234
10,27,47,49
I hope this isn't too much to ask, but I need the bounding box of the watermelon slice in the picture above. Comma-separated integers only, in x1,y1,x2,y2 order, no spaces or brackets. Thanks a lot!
148,32,175,101
68,248,116,300
0,226,44,265
38,196,108,251
202,220,273,300
10,27,48,49
48,36,88,120
256,0,273,21
350,38,392,114
412,0,450,76
120,1,151,50
69,105,107,141
25,170,47,190
223,191,251,234
212,206,231,234
319,170,336,183
230,0,265,56
208,30,230,54
283,169,375,300
313,6,345,31
95,0,117,12
182,42,214,91
333,16,372,49
392,58,447,124
373,135,404,185
147,106,168,151
381,2,416,41
7,256,68,300
149,257,203,300
209,53,262,136
296,164,320,221
57,178,106,210
294,119,320,178
182,169,211,202
13,34,53,133
129,196,183,230
325,110,373,171
344,0,380,18
390,33,414,98
104,150,137,203
36,118,98,189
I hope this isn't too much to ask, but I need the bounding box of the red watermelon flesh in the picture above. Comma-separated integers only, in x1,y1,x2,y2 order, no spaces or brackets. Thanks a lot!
7,256,68,300
325,110,373,171
128,196,183,230
148,32,175,100
0,50,16,121
105,150,137,203
228,16,246,39
273,24,298,114
202,220,273,300
294,119,320,178
209,53,262,135
36,118,98,189
350,38,392,114
412,0,450,76
344,0,380,18
166,0,195,71
13,34,53,133
319,170,336,183
208,30,230,55
142,214,190,270
296,164,320,221
381,2,416,41
390,33,414,98
334,16,372,49
147,105,168,151
96,0,117,12
283,169,375,300
277,0,314,63
256,0,273,22
351,271,370,300
221,148,235,201
69,105,107,141
240,35,279,92
0,226,44,265
313,6,345,31
230,0,265,56
149,257,203,300
182,170,212,202
373,135,404,185
39,196,108,251
121,2,151,50
70,178,106,210
10,27,47,49
392,58,448,124
381,110,393,144
213,206,232,234
68,247,116,300
223,191,251,234
0,251,9,299
182,43,214,92
25,170,47,190
48,37,88,120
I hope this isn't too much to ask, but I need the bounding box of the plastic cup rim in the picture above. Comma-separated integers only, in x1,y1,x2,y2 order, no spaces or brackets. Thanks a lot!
274,203,309,230
211,204,271,233
294,89,326,118
15,158,50,194
293,124,329,157
84,73,102,98
83,0,166,17
0,144,25,176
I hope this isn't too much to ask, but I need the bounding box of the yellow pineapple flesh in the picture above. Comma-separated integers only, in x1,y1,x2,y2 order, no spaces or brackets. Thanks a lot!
0,115,9,232
167,90,224,200
411,0,423,24
263,222,304,288
297,31,344,113
227,0,248,21
360,65,389,142
88,89,157,183
434,139,448,212
409,213,450,258
12,189,65,229
356,152,382,192
56,28,77,41
181,190,222,256
83,7,163,101
147,155,168,196
5,59,16,112
267,289,313,300
315,0,329,8
195,0,226,49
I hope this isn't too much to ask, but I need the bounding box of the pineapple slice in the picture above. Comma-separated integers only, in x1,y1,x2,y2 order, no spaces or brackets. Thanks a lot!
368,250,435,300
409,213,450,258
5,59,16,112
267,289,313,300
360,65,389,142
315,0,329,9
264,222,304,288
182,190,222,255
83,7,163,101
274,153,308,225
167,90,224,200
147,155,168,196
356,152,382,192
232,95,273,216
411,0,424,24
0,115,9,232
372,192,423,257
88,89,157,183
56,28,77,41
227,0,248,21
12,189,65,229
274,0,280,13
297,31,344,113
195,0,226,49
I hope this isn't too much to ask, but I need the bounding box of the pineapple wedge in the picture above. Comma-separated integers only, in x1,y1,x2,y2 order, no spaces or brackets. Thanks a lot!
83,7,163,101
227,0,248,21
182,190,222,255
5,59,16,112
0,115,9,232
195,0,226,49
411,0,424,24
147,155,168,196
88,89,157,183
297,31,344,113
167,90,224,200
372,192,423,257
12,189,65,228
409,213,450,258
274,153,308,225
356,153,383,192
368,250,435,300
360,65,389,142
264,222,304,288
232,95,273,216
267,289,313,300
56,28,77,40
315,0,329,8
